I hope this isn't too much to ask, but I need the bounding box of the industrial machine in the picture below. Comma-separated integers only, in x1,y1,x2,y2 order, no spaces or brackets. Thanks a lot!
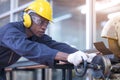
75,42,120,80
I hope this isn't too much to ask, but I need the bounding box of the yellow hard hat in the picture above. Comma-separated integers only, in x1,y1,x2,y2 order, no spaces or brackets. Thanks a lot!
25,0,52,21
23,0,53,28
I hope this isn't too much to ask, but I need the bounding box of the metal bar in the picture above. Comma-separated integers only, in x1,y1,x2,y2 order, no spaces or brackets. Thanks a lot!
41,69,45,80
66,69,72,80
9,71,13,80
33,69,37,80
62,69,66,80
86,0,96,49
0,69,7,80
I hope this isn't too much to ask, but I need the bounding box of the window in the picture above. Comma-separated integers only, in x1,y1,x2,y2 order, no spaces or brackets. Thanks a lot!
0,0,10,14
0,16,10,27
49,0,86,50
13,12,23,22
18,0,33,6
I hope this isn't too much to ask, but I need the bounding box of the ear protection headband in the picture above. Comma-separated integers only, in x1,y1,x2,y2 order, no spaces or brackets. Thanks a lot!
23,11,33,28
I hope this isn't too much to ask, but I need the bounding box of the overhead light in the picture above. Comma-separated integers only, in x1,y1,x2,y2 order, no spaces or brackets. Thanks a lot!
77,5,86,14
77,0,120,14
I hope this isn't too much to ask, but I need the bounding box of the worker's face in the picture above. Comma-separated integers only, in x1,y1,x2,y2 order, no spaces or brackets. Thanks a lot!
30,14,49,37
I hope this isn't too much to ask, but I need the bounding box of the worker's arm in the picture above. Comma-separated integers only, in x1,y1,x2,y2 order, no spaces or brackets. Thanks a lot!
34,35,97,65
35,34,78,53
2,25,60,67
108,38,120,58
55,52,69,61
55,51,97,66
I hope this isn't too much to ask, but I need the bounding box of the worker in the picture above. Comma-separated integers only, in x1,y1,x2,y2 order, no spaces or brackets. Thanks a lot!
0,0,96,79
101,13,120,59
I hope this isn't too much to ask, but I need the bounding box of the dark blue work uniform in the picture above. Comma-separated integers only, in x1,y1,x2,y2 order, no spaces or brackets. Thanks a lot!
0,21,78,80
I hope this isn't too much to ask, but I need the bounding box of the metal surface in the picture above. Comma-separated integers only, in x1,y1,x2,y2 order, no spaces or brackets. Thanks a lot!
74,60,87,77
111,63,120,73
102,56,111,75
75,55,112,79
91,55,111,79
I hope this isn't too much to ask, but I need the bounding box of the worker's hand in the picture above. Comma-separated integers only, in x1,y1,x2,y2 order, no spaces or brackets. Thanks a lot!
67,51,88,66
86,53,97,63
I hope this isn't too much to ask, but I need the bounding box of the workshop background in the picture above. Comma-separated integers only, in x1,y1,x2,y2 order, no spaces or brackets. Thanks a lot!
0,0,120,80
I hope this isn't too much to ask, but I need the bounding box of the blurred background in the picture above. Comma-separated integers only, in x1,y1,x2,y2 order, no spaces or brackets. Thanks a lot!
0,0,120,80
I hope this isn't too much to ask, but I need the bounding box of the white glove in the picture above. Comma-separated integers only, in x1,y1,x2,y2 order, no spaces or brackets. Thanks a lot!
86,53,97,63
67,51,88,66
